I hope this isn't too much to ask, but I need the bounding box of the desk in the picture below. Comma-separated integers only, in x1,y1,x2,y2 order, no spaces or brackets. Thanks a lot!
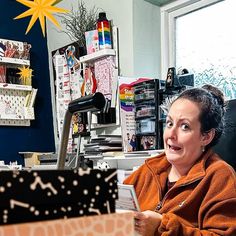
0,212,135,236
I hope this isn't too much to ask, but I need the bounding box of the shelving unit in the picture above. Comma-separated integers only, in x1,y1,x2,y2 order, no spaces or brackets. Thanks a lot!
0,39,36,126
80,35,119,129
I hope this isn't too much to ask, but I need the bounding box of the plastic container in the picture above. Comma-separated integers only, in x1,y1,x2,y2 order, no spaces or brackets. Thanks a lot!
136,104,155,118
136,118,156,134
97,12,112,49
134,89,155,101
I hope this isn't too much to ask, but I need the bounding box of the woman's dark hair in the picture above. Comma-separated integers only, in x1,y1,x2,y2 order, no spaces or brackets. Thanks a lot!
173,84,226,148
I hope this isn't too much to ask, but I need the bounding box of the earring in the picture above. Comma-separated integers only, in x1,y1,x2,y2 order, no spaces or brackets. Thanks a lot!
202,146,205,152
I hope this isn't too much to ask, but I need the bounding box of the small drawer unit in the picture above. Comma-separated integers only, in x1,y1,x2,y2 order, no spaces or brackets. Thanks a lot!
133,79,161,150
132,79,181,151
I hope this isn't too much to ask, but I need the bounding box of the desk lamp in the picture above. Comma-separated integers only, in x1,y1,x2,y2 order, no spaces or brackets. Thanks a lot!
56,92,106,169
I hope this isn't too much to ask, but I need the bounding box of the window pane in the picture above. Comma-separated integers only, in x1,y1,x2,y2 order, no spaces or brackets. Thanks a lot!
176,0,236,100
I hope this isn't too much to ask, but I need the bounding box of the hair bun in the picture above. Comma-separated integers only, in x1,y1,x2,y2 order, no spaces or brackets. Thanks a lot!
202,84,225,109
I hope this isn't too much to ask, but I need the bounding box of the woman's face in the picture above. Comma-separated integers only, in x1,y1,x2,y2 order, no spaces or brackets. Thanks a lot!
164,98,211,170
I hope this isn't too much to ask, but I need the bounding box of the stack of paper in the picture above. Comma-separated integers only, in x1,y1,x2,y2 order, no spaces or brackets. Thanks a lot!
84,135,123,159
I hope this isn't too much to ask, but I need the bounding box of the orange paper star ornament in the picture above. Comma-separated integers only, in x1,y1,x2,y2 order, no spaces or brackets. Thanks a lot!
14,0,69,36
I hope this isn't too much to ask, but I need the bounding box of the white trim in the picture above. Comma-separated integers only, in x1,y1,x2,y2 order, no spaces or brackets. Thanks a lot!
160,0,223,79
161,0,201,12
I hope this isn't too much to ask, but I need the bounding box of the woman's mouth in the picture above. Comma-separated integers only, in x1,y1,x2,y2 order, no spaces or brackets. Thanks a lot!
168,144,181,151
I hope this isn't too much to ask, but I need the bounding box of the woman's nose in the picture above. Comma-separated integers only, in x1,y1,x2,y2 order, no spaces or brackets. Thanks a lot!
167,126,177,139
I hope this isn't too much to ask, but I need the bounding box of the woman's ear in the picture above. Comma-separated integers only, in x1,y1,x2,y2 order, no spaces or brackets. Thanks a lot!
202,129,215,146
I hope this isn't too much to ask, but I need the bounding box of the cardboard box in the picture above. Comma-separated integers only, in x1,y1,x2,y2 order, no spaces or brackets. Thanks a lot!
19,152,53,167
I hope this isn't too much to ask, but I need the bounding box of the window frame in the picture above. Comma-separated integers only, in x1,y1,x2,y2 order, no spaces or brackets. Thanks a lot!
160,0,224,79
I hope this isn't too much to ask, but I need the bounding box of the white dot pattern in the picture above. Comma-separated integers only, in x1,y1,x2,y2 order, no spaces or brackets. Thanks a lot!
0,169,118,225
0,88,34,126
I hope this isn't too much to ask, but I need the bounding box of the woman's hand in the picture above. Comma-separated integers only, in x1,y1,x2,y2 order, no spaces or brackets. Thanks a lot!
134,210,162,236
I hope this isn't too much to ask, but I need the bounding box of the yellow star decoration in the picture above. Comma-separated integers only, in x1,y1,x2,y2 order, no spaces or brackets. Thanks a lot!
17,66,33,85
14,0,69,36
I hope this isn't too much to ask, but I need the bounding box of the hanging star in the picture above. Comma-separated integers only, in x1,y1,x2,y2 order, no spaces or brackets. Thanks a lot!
14,0,69,36
17,66,33,85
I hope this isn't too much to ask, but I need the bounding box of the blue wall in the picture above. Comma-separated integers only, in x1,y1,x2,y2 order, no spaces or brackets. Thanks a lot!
0,0,55,164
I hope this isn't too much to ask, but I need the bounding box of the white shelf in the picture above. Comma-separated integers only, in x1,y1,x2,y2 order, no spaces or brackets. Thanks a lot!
104,156,150,161
0,83,32,91
0,114,23,120
91,122,118,130
80,49,116,63
0,57,30,66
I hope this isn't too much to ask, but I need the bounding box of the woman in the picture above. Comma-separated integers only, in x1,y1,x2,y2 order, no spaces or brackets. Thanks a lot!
124,85,236,235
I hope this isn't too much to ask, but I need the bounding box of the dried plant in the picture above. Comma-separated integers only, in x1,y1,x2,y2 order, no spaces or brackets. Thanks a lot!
58,1,99,48
160,95,178,115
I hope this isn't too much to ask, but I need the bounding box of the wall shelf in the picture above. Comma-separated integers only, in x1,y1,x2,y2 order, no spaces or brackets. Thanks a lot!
0,39,35,126
0,114,24,120
80,49,116,63
0,57,30,66
0,83,32,91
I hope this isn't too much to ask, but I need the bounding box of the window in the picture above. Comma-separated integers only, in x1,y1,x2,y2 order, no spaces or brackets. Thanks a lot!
161,0,236,99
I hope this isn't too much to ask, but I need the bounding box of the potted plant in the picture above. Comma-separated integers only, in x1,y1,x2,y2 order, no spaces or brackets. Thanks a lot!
59,0,99,54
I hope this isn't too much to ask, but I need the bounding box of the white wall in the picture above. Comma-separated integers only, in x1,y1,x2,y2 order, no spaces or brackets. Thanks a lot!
133,0,161,79
46,0,161,142
46,0,161,80
47,0,134,76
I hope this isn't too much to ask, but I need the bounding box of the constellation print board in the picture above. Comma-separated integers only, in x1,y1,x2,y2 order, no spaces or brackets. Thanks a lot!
0,168,118,225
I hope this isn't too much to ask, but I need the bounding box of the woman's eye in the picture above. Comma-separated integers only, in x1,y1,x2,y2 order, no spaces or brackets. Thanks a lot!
181,123,189,130
166,120,173,128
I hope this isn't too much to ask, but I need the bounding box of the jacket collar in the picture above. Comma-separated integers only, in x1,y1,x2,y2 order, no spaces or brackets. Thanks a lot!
145,149,214,185
145,152,170,175
177,149,213,185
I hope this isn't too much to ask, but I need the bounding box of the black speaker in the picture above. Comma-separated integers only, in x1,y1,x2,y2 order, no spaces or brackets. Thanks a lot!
174,73,194,87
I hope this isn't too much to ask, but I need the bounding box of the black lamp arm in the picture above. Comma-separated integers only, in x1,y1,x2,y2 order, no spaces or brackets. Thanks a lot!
56,92,106,169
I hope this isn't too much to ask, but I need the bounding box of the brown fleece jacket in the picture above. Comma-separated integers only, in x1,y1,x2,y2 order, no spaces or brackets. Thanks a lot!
124,149,236,235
